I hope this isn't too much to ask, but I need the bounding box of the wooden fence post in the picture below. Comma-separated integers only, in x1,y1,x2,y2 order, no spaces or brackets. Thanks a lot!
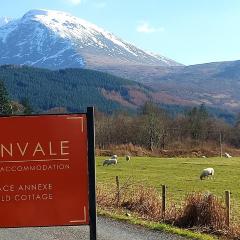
162,185,167,219
225,190,230,227
116,176,120,207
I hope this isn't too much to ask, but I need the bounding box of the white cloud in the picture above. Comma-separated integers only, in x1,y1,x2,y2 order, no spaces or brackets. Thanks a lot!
64,0,83,5
137,21,164,33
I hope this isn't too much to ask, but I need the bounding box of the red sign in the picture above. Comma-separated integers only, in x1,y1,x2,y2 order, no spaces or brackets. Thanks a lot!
0,114,89,227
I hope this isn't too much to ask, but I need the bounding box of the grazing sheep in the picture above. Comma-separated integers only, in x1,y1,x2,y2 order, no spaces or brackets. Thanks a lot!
126,155,131,161
111,155,118,159
103,158,118,166
202,155,207,158
225,152,232,158
200,168,214,180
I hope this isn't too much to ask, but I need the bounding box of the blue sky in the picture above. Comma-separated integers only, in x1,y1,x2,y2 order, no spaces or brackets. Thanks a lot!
1,0,240,65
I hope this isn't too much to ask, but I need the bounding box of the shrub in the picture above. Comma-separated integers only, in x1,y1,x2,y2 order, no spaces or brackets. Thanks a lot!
176,192,227,232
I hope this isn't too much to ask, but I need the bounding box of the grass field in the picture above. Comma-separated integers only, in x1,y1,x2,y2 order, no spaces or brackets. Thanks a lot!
96,156,240,219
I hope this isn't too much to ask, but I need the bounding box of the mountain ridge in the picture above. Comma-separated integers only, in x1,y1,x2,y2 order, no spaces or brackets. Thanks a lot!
0,9,181,69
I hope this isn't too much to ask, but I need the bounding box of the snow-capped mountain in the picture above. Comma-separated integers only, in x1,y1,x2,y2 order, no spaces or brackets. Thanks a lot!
0,9,181,69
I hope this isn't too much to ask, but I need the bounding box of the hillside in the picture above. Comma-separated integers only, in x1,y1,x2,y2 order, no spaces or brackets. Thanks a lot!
148,61,240,111
0,65,153,113
97,60,240,112
0,65,235,123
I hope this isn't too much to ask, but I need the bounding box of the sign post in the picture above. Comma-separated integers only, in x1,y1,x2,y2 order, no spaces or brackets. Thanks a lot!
87,107,97,240
0,107,96,239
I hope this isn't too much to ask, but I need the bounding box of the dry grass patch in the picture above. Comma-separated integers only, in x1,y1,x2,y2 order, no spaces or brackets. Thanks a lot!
121,185,162,221
97,182,240,239
176,193,227,233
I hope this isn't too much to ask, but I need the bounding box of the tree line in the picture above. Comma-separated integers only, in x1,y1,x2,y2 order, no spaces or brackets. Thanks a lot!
95,101,240,152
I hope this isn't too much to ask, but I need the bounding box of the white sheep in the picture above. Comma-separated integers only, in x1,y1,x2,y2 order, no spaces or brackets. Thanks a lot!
103,158,118,166
126,155,131,161
225,152,232,158
200,168,214,180
111,155,117,159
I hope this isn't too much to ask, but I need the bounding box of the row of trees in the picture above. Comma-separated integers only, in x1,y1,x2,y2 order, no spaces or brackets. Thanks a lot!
95,101,240,151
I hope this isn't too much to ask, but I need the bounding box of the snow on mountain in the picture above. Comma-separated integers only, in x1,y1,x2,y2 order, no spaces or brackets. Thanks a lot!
0,17,12,27
0,9,181,69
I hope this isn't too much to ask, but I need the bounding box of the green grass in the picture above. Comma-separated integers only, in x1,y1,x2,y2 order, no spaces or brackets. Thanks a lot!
96,157,240,215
